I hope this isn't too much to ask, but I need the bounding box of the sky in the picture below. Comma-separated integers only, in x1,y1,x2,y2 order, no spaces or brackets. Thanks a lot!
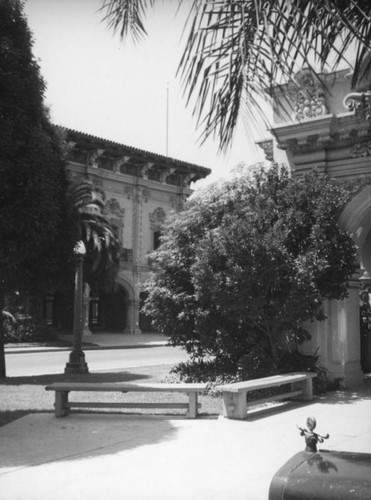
24,0,266,187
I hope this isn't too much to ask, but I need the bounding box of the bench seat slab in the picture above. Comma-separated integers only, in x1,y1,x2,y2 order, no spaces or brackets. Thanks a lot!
218,372,316,420
46,382,207,419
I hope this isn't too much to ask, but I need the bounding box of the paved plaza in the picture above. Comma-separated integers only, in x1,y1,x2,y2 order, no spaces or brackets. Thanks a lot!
1,376,371,500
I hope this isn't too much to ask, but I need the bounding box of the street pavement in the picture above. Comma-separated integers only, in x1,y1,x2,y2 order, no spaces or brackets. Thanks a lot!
5,332,169,354
1,334,371,499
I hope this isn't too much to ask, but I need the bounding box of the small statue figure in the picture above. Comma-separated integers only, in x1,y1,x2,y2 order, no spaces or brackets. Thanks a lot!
298,416,329,452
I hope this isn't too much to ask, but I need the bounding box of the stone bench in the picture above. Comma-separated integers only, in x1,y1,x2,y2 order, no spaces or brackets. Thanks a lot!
217,372,316,420
45,382,208,419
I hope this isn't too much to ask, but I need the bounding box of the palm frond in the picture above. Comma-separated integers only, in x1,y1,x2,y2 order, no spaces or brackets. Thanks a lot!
71,181,120,284
99,0,157,43
101,0,371,149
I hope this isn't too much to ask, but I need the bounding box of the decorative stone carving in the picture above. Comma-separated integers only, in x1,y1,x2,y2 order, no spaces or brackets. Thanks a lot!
149,207,166,230
344,91,371,122
182,173,199,187
141,189,151,202
351,141,371,158
104,198,125,219
124,186,133,199
89,149,105,168
140,162,154,180
293,69,328,121
256,139,274,162
113,156,130,173
159,167,176,184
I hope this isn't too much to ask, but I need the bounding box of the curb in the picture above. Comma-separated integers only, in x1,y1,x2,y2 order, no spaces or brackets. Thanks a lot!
5,343,168,355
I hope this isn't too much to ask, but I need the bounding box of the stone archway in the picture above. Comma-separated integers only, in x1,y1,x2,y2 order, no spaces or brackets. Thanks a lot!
339,183,371,276
301,185,371,386
95,285,128,332
339,184,371,375
113,276,141,335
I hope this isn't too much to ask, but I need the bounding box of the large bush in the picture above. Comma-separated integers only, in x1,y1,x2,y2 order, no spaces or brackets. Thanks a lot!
143,165,357,378
0,0,73,376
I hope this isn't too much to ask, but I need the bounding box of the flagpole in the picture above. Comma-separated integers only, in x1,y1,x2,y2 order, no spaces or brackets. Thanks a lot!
166,81,169,156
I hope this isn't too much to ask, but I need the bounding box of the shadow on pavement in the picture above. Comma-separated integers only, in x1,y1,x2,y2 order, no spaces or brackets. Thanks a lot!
0,413,178,469
314,377,371,405
0,370,154,386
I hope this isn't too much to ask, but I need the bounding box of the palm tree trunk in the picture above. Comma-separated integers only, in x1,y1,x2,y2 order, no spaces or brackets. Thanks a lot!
0,289,6,378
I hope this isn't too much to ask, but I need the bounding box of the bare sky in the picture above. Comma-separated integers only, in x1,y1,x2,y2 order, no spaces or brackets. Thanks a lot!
24,0,265,186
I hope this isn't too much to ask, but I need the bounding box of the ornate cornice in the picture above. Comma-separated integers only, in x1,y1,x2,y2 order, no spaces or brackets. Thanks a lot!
61,127,211,183
256,139,274,162
140,162,154,180
112,156,130,173
159,167,176,184
344,91,371,122
89,149,105,168
272,114,334,152
272,112,371,155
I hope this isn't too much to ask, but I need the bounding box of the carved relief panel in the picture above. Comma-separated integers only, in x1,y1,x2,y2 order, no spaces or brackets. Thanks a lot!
293,69,328,121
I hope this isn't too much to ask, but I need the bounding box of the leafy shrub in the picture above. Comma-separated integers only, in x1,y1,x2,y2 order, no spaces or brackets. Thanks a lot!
3,313,49,343
170,347,338,396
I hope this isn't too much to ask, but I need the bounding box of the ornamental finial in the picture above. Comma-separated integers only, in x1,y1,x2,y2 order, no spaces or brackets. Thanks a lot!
298,416,329,452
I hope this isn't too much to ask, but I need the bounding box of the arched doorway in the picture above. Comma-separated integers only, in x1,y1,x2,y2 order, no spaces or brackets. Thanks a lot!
52,283,130,333
94,285,128,332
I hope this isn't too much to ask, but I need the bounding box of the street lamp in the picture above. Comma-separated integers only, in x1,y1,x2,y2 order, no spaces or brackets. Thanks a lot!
65,241,89,374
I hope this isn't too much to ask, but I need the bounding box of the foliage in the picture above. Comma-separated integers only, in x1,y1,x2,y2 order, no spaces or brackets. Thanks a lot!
360,282,371,333
100,0,371,149
169,350,339,396
0,0,73,376
2,290,52,343
70,180,121,291
143,165,357,377
360,282,371,372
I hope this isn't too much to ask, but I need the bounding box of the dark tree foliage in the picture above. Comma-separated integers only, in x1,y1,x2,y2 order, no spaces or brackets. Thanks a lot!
143,166,357,378
71,180,121,292
0,0,73,377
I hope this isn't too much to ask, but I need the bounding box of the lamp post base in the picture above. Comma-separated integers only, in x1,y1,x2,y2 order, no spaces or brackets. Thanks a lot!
64,350,89,374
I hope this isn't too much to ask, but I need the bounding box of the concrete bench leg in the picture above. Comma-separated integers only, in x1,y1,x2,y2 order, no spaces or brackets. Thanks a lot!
222,392,247,420
188,392,198,419
55,391,69,417
291,377,313,401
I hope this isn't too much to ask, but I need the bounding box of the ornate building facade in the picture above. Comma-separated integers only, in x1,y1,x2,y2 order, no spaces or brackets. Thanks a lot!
258,67,371,387
52,128,210,335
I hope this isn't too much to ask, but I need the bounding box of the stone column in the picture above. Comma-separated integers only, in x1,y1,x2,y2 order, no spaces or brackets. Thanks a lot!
124,298,142,335
302,275,363,388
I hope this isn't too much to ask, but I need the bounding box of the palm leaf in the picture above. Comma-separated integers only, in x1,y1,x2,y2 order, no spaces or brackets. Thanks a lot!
99,0,157,43
101,0,371,149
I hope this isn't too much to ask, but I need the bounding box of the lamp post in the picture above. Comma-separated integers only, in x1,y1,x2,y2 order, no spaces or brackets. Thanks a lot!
65,241,89,374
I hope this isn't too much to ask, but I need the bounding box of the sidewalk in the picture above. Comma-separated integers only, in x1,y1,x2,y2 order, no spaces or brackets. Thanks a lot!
1,378,371,500
5,332,169,354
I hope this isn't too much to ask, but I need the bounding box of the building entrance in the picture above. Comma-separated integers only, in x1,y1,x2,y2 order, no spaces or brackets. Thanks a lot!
94,285,127,332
